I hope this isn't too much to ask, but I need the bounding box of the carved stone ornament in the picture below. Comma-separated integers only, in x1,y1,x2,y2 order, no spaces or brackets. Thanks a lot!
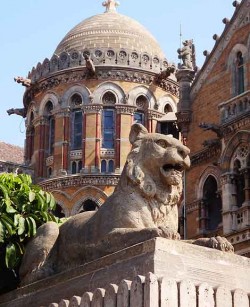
19,124,233,286
23,68,179,107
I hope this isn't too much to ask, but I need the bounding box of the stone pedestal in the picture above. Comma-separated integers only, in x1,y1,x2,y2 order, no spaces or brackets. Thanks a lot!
0,238,249,307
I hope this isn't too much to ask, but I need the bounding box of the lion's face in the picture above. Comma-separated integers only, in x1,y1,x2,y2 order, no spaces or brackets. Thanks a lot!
126,124,190,204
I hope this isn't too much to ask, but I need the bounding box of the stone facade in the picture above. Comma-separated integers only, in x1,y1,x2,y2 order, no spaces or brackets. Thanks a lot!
177,0,250,257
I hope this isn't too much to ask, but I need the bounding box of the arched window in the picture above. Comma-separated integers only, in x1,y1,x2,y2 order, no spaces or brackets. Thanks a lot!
202,176,222,231
101,160,107,173
102,92,116,105
71,110,83,150
108,160,114,173
102,109,115,148
45,101,55,156
72,161,77,174
71,93,83,151
235,51,244,95
78,160,82,173
233,160,245,207
164,104,173,113
71,93,83,106
79,199,98,213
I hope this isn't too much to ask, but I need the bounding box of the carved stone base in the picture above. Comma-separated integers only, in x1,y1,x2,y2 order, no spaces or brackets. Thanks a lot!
0,238,249,307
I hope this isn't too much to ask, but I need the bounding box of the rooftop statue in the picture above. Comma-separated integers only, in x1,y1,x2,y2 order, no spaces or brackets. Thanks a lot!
19,124,233,285
177,39,196,70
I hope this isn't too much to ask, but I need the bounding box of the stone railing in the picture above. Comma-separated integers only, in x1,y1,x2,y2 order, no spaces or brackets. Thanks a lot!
219,90,250,124
46,272,250,307
28,48,170,83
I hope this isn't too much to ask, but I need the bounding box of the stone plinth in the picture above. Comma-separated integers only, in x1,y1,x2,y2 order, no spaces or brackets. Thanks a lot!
0,238,249,307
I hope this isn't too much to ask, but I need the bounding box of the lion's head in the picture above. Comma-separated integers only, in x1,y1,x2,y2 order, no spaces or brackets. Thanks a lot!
122,124,190,210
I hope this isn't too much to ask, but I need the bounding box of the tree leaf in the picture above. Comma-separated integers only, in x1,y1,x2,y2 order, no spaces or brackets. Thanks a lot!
27,216,37,236
5,242,17,269
17,216,25,236
0,221,5,243
29,191,36,203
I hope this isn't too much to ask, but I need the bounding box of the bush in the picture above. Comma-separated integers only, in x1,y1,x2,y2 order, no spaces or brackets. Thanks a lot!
0,173,62,293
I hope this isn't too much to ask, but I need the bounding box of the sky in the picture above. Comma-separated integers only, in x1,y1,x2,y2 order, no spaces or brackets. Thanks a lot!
0,0,235,148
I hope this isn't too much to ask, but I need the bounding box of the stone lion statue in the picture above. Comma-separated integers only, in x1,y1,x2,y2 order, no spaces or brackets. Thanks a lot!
20,124,233,285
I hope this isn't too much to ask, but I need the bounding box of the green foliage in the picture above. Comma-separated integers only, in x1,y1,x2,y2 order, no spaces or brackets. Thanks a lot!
0,173,62,271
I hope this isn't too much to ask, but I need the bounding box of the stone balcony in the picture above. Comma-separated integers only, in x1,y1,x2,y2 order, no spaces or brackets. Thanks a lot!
219,90,250,124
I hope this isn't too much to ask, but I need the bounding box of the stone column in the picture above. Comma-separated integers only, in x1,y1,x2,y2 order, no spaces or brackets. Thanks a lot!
220,173,237,234
54,108,71,176
175,69,195,143
82,105,103,174
148,110,162,133
33,116,48,179
116,106,136,171
25,125,34,165
242,167,250,206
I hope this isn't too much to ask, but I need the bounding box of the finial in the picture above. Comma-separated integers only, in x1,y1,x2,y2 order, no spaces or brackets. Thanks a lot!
102,0,120,13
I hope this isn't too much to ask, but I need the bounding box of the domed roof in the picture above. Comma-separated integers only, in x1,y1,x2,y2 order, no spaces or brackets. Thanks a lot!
54,7,165,59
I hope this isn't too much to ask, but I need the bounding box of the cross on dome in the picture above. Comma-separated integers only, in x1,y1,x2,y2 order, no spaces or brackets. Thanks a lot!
102,0,120,13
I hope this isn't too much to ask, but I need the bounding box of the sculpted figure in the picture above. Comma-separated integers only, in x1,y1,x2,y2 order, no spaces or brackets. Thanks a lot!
7,107,26,118
177,40,195,70
84,54,95,76
14,76,31,87
19,124,233,285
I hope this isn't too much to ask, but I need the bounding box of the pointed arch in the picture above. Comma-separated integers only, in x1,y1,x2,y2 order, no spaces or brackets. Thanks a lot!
220,131,250,171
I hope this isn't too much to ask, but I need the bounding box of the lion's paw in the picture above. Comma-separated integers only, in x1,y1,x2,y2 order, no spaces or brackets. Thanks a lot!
157,227,180,240
193,236,234,253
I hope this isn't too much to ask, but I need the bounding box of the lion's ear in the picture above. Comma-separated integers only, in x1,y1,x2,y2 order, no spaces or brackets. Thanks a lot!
129,123,148,144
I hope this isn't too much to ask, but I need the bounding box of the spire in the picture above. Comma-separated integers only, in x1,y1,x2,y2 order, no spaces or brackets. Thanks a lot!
102,0,120,13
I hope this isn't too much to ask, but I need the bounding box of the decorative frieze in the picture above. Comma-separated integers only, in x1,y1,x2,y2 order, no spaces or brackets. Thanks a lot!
191,143,221,166
186,200,200,213
82,105,103,113
39,174,120,191
115,105,137,114
23,68,179,106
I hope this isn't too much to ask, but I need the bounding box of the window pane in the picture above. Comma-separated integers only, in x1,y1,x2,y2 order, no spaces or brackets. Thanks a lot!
72,111,83,150
108,160,114,173
102,109,115,148
134,112,144,125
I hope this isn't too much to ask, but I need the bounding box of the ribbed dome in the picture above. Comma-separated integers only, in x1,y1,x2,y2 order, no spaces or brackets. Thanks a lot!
54,11,165,58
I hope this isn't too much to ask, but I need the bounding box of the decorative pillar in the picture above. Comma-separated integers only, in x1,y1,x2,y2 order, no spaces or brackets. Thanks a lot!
115,111,121,170
199,199,207,235
95,111,101,171
53,108,70,176
116,106,136,171
25,125,34,164
82,105,103,173
242,167,250,206
175,69,195,144
148,110,162,133
220,173,237,234
33,116,47,179
82,112,87,169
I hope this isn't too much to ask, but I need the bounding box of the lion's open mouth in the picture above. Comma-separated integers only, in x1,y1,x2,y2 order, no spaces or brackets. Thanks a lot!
162,164,184,172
